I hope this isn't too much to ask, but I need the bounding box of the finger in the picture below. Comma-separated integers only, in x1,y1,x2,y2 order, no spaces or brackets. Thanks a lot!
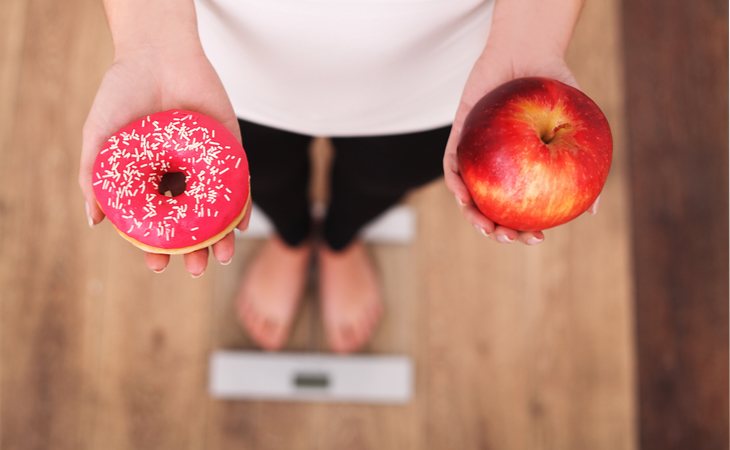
184,247,209,278
144,252,170,273
460,203,495,236
79,124,108,227
212,231,235,265
221,113,243,145
236,199,253,232
492,225,518,244
588,195,601,215
517,230,545,246
443,154,474,208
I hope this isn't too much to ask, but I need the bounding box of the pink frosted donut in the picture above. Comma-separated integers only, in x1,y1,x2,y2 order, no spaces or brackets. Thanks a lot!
92,109,250,254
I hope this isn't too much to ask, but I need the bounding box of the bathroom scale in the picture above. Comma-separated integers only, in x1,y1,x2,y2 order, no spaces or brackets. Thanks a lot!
209,351,413,404
221,203,415,403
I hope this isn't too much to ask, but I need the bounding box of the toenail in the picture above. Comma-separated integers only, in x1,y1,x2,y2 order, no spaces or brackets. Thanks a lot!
220,257,233,266
152,266,166,274
191,271,204,279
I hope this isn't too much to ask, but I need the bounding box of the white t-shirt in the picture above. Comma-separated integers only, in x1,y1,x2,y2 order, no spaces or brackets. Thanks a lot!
195,0,495,136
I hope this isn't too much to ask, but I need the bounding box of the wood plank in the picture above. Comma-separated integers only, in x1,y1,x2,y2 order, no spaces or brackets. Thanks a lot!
206,137,322,450
1,0,215,448
621,0,729,449
207,137,427,450
1,0,636,448
421,0,636,447
0,0,103,448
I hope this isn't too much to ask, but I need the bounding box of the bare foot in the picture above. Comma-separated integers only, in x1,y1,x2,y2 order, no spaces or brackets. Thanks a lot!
236,234,312,351
317,239,384,354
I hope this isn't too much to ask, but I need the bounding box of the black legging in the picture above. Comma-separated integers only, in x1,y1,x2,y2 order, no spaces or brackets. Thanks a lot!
238,118,451,251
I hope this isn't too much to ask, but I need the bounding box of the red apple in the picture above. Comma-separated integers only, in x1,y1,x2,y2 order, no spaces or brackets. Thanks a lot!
457,77,612,231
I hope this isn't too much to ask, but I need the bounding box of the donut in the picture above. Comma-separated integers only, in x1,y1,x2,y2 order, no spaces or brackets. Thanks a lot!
92,109,250,255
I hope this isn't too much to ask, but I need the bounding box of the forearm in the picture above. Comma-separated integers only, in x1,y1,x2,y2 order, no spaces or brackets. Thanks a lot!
103,0,201,55
486,0,584,58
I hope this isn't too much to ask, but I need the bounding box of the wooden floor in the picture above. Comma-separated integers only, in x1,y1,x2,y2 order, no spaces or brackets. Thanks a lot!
622,1,729,448
0,0,636,449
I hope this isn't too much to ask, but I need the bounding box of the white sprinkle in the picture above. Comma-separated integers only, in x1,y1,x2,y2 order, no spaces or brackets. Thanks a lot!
224,194,231,202
235,158,241,169
190,226,199,231
192,236,197,241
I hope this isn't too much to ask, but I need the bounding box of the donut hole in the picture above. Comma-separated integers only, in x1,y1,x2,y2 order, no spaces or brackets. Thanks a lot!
158,172,187,197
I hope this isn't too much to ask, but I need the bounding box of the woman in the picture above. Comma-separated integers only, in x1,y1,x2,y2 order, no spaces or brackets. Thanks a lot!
79,0,593,353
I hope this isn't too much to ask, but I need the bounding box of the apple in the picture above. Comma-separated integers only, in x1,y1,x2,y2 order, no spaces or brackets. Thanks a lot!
457,77,612,231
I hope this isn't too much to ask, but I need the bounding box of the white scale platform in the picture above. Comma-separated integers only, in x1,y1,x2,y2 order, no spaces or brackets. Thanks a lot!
210,351,412,404
211,203,415,404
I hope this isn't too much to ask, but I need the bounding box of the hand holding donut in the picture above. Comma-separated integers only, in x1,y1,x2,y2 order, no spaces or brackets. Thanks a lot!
78,2,251,276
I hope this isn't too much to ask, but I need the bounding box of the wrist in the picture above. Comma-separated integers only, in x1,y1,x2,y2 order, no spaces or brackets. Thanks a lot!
104,0,201,59
483,34,565,65
484,0,582,63
113,35,204,64
476,40,566,78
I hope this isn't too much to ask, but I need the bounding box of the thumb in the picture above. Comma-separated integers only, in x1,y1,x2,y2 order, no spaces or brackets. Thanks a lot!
79,122,108,227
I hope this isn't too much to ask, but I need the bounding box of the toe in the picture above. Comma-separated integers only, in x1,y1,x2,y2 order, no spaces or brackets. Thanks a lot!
328,322,353,354
340,323,362,354
355,316,376,350
258,317,286,351
240,304,258,335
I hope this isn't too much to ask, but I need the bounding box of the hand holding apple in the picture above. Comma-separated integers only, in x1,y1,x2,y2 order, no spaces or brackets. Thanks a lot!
456,77,612,231
443,46,602,244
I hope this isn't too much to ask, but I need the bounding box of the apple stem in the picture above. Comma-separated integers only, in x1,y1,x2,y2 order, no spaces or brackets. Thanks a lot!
541,123,571,144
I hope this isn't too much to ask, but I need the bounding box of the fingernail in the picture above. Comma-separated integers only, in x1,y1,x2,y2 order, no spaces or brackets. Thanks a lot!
590,197,601,215
220,257,232,266
85,203,94,228
497,234,514,244
152,266,166,274
474,224,489,237
191,271,204,279
526,236,543,245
